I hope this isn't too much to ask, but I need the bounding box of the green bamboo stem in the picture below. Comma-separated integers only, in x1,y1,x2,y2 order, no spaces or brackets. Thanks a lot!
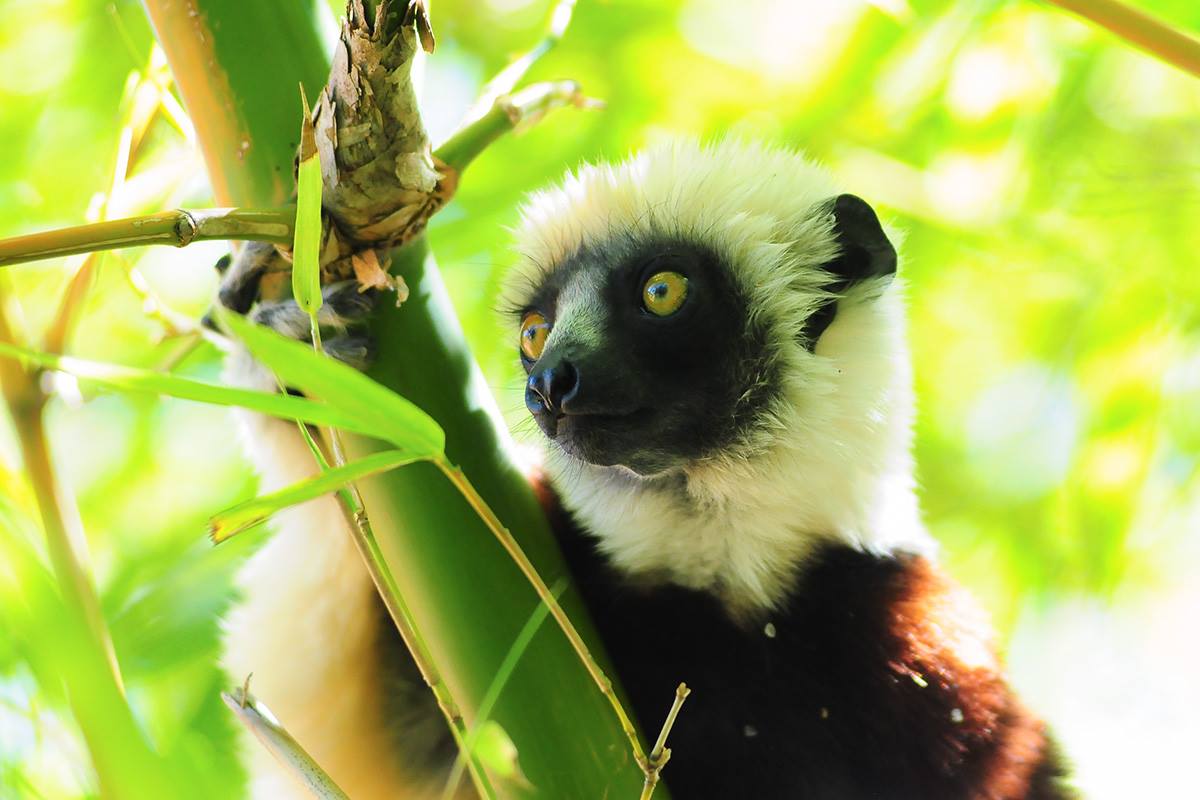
150,0,650,795
1046,0,1200,77
461,0,576,122
0,304,177,799
0,207,294,268
436,80,593,175
142,0,332,207
0,309,118,689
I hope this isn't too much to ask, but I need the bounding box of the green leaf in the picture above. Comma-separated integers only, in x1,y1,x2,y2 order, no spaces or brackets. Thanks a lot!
293,84,323,318
222,691,350,800
473,722,521,781
218,308,446,457
209,449,424,543
0,341,379,437
443,586,560,798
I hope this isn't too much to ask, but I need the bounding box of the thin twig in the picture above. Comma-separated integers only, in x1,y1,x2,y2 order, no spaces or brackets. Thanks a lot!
0,207,294,268
322,453,500,800
434,458,649,769
463,0,577,122
436,0,590,175
639,683,691,800
43,253,100,356
1045,0,1200,77
286,307,500,798
262,347,499,797
113,250,204,338
436,81,599,175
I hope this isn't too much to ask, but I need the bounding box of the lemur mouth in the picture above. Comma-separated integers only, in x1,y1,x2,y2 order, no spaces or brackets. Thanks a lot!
538,406,649,436
543,408,659,468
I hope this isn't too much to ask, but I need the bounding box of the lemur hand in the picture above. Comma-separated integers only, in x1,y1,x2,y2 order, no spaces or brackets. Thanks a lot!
208,241,378,372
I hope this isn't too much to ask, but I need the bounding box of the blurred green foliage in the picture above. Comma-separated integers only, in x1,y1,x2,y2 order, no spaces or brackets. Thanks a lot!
0,0,1197,797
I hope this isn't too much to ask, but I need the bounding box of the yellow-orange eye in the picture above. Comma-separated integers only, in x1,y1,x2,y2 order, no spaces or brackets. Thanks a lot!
519,312,551,361
642,271,689,317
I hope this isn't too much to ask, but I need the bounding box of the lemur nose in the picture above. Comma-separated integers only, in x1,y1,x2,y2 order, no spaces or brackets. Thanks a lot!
526,360,579,416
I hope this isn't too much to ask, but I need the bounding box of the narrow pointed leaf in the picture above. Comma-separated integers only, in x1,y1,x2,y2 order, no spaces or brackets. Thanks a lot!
218,308,445,457
210,449,424,543
293,85,323,317
443,587,560,798
0,341,370,437
221,692,350,800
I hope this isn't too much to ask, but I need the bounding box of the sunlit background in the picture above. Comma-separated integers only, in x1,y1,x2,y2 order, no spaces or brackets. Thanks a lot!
1,0,1198,797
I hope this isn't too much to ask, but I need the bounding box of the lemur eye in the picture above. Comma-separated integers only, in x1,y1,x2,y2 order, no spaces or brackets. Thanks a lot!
519,311,551,361
642,271,689,317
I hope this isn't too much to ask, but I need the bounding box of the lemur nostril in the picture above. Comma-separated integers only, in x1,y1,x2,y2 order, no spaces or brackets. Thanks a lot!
528,361,578,415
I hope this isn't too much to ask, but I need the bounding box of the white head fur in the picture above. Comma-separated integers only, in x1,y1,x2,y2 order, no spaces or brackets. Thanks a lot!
509,139,933,618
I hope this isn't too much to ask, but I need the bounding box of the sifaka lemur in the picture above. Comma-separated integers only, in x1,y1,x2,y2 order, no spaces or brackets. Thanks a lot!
219,139,1074,799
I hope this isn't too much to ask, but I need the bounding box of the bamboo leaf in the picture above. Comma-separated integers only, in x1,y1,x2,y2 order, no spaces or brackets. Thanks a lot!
0,341,373,438
293,85,322,317
222,690,350,800
473,722,522,781
442,586,560,799
209,449,424,543
218,308,445,458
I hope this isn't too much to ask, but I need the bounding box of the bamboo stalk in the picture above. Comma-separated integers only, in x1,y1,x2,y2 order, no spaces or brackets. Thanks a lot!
0,207,294,268
151,0,652,793
0,301,176,798
1046,0,1200,77
0,306,119,687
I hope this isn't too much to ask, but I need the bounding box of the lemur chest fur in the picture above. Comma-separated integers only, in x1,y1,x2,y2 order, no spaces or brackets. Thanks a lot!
544,483,1069,800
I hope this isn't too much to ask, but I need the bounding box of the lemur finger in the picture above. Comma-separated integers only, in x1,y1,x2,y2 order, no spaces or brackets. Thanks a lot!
251,281,376,340
322,336,377,372
321,281,376,325
217,241,280,314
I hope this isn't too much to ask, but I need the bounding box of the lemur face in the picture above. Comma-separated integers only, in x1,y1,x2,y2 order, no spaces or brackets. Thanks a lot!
516,236,771,475
509,140,897,478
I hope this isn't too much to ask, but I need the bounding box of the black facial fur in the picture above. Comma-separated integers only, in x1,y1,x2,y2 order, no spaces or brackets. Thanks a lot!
519,235,775,475
802,194,897,347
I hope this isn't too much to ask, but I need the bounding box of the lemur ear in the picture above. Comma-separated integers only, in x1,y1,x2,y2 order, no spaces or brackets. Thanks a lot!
825,194,896,284
803,194,896,347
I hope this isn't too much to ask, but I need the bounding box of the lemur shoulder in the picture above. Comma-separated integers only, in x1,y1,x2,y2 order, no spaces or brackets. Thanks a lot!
220,139,1075,799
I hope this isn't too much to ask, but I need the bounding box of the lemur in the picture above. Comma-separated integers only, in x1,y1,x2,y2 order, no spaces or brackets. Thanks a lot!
220,139,1075,799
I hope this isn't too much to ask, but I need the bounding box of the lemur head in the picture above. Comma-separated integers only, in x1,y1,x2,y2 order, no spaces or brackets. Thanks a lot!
508,139,925,611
